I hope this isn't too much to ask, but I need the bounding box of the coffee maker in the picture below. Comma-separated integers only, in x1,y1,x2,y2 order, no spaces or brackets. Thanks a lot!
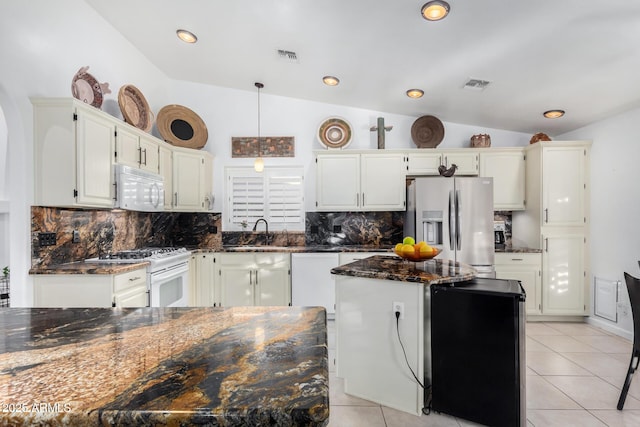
494,221,506,249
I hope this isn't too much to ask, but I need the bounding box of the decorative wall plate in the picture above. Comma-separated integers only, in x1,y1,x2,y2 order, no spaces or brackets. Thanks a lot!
118,85,153,132
411,115,445,148
157,104,208,149
71,66,111,108
317,116,353,149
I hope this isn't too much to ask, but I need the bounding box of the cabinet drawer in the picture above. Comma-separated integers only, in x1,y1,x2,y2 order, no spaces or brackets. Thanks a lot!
113,268,147,292
495,253,541,266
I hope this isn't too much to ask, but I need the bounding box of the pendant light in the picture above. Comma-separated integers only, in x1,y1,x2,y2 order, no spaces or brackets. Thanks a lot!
254,82,265,172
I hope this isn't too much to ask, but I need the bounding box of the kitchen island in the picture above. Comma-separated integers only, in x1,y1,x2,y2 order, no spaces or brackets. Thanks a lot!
0,306,329,426
331,255,476,416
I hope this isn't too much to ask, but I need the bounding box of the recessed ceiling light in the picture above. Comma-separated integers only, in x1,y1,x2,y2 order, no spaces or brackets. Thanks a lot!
323,76,340,86
543,109,565,119
421,1,450,21
176,29,197,43
406,89,424,99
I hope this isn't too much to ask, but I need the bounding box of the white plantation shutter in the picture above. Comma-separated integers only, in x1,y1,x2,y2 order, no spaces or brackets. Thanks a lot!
225,167,304,231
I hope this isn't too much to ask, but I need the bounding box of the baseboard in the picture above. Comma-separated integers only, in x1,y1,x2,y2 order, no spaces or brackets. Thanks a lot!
586,316,633,341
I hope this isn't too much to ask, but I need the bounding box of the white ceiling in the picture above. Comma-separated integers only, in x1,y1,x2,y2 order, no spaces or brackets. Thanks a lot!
85,0,640,136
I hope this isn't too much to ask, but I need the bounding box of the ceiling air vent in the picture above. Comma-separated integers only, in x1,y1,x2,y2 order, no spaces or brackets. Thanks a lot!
463,78,491,91
277,49,299,63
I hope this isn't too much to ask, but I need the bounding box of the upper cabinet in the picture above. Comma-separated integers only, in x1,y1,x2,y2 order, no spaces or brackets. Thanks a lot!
115,126,159,173
315,151,406,211
172,147,213,211
479,148,526,210
406,150,478,176
32,98,212,212
33,97,116,208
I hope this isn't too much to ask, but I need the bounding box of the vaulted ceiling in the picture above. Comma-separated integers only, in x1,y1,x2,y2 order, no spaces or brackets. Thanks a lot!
86,0,640,136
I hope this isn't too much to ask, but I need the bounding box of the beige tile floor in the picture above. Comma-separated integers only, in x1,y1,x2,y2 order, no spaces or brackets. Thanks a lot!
327,320,640,426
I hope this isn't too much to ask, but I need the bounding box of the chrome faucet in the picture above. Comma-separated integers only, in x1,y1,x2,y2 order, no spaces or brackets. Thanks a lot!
252,218,270,245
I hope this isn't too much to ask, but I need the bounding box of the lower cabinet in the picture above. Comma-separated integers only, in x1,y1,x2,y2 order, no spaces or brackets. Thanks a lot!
216,253,291,307
291,253,340,316
34,267,148,307
495,253,541,315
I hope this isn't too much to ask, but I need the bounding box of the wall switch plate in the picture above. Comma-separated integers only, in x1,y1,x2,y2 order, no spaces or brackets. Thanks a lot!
72,230,80,243
393,301,405,319
38,232,57,246
333,225,342,233
208,225,218,234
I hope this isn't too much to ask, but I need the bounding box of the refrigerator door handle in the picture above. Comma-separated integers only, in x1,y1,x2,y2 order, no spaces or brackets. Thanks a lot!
455,189,461,250
448,190,455,250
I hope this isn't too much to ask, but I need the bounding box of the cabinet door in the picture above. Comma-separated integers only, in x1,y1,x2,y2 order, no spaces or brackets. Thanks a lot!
173,150,204,211
495,254,541,315
361,153,406,210
219,266,254,306
256,266,291,306
479,150,525,210
139,136,160,173
158,145,173,210
316,154,360,210
34,275,112,307
442,151,479,176
407,152,442,175
542,232,587,315
115,127,142,168
114,285,148,307
76,108,116,207
542,147,586,226
197,253,216,306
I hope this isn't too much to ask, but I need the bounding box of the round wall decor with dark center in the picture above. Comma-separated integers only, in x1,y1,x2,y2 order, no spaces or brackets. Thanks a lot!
157,104,208,149
411,115,445,148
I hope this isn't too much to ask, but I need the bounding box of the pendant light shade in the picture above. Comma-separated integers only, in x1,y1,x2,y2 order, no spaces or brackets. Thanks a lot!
254,82,264,172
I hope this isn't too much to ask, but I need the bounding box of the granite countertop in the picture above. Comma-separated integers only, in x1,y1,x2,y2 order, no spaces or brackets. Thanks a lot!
0,306,329,426
29,261,150,275
215,245,394,254
330,255,476,285
495,246,542,254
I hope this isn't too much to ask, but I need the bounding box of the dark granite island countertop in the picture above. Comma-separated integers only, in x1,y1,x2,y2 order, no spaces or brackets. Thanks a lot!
330,255,477,285
0,307,329,426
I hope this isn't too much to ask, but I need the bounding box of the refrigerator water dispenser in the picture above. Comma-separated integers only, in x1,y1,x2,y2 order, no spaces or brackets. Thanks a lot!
421,210,443,245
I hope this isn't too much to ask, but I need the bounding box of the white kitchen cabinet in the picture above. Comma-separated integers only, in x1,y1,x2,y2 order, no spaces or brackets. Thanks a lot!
33,97,116,208
315,151,405,211
541,231,588,316
217,253,291,307
158,143,174,210
479,149,525,210
34,267,148,308
406,151,442,175
194,252,217,306
495,252,542,315
441,150,479,176
115,126,159,173
512,141,591,317
291,253,339,315
172,148,213,211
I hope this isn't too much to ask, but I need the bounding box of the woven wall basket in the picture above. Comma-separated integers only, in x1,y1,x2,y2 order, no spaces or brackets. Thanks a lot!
157,104,208,149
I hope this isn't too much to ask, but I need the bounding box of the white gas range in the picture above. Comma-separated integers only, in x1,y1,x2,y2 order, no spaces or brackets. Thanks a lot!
87,247,191,307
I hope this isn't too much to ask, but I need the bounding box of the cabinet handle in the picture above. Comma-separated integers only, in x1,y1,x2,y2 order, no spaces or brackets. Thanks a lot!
544,238,549,252
142,148,147,165
138,147,143,165
129,276,141,281
510,258,523,262
174,192,178,206
362,193,365,206
544,208,549,223
255,269,259,286
249,270,253,286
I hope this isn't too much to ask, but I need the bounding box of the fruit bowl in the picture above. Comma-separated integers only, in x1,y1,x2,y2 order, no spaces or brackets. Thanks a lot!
395,247,441,262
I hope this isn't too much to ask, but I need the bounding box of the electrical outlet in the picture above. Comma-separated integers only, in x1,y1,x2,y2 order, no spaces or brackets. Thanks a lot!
38,232,57,247
393,301,404,319
72,230,80,243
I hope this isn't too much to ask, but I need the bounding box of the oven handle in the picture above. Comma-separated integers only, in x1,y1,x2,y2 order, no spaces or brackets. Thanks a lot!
150,261,189,282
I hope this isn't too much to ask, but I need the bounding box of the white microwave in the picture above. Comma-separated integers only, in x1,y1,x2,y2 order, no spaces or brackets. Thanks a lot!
115,164,164,212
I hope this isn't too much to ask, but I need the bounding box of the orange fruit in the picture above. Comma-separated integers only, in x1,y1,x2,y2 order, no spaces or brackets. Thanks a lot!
401,244,415,257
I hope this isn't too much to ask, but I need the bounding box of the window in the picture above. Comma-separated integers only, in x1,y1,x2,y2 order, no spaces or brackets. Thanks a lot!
225,166,304,231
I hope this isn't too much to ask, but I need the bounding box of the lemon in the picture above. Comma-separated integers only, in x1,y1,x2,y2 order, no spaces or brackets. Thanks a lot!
402,236,416,245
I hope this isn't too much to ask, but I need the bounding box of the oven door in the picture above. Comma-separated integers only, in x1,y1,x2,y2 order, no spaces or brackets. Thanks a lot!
150,261,189,307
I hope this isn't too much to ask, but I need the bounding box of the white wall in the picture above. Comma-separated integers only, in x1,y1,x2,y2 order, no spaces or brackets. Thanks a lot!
0,1,531,306
559,108,640,337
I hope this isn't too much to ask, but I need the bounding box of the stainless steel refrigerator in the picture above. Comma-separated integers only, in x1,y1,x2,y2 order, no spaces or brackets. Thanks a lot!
405,177,495,277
